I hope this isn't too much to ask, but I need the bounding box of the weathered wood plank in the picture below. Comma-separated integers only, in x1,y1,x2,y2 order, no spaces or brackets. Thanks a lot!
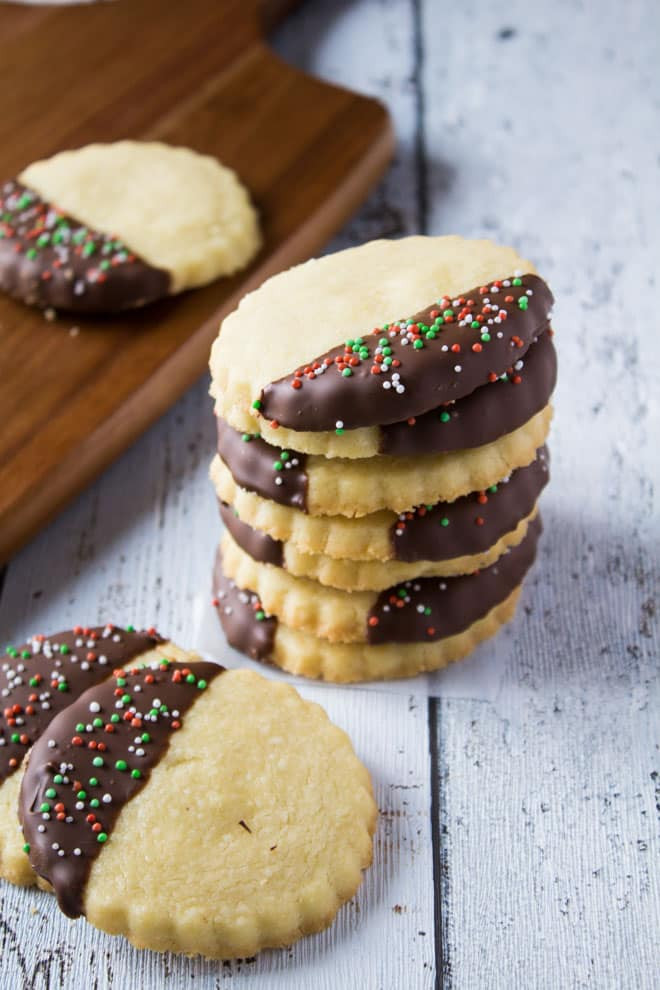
420,0,660,984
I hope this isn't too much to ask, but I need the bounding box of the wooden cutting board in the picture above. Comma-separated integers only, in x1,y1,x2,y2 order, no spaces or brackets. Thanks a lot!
0,0,393,564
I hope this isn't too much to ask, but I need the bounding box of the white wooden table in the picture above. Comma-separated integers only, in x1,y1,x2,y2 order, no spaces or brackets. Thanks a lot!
1,2,658,987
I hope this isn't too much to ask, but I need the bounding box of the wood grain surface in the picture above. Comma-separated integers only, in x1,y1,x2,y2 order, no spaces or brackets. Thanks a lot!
0,1,658,988
0,0,393,563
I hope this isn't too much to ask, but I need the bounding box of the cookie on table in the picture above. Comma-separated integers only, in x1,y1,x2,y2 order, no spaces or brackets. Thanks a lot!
0,141,260,313
209,236,554,458
213,516,542,681
216,446,548,590
0,625,184,886
212,404,552,518
19,661,376,958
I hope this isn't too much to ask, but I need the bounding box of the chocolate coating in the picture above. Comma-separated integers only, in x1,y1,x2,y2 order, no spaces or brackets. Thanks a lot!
217,417,308,510
0,180,170,312
367,515,542,645
20,658,223,918
380,329,557,455
260,274,554,431
391,447,549,562
219,500,284,566
0,625,162,784
213,551,278,661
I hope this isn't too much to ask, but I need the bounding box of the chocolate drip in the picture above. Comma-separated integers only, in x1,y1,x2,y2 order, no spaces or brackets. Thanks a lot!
0,626,163,783
367,516,542,645
380,329,557,455
213,551,278,661
217,417,308,510
391,447,549,562
219,501,284,566
260,274,554,431
19,658,223,918
0,180,170,312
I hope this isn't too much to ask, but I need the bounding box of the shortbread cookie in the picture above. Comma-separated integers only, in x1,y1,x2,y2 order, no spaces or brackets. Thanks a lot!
211,445,549,562
210,236,554,457
20,662,376,958
0,142,260,312
216,516,541,647
0,625,183,886
214,570,523,683
220,498,536,590
214,404,551,517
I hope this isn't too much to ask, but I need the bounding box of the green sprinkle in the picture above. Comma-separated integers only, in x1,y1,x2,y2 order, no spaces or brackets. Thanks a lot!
89,777,99,787
256,610,265,621
121,693,131,704
382,346,392,356
22,843,30,854
379,338,388,346
280,451,289,461
57,682,69,692
359,348,369,359
97,833,108,844
471,321,480,329
53,774,63,784
6,646,17,657
21,650,30,659
77,790,87,800
439,411,451,423
159,704,168,713
336,427,344,436
186,674,196,684
29,677,39,686
100,260,111,271
90,798,100,808
426,330,437,340
82,241,95,258
346,338,354,347
75,723,85,733
131,769,142,779
512,277,522,286
25,248,37,260
116,677,126,687
72,229,86,244
37,233,50,247
93,718,103,728
413,339,424,350
355,337,363,345
489,485,498,494
10,733,20,743
252,399,262,410
383,356,393,366
481,332,491,342
273,460,283,471
115,760,128,772
92,757,104,768
110,714,120,723
443,309,454,318
40,803,50,813
342,368,352,377
434,316,444,326
397,588,407,599
241,433,251,442
424,607,432,617
141,733,150,743
518,296,529,311
440,517,450,527
197,679,207,690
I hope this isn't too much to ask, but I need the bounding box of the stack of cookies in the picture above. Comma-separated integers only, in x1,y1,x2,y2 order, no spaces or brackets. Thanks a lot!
209,237,556,682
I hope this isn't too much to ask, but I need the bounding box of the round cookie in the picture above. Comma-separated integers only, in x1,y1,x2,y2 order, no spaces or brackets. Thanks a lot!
0,625,184,886
214,572,523,683
213,404,551,518
20,661,376,958
216,516,541,650
0,142,260,312
210,236,554,457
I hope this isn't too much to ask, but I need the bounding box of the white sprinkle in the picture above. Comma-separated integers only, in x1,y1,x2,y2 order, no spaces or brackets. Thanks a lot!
275,477,283,486
382,381,392,390
335,420,343,430
89,702,101,713
454,365,462,373
396,385,405,394
58,849,65,857
73,848,82,856
416,604,425,613
102,794,112,804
